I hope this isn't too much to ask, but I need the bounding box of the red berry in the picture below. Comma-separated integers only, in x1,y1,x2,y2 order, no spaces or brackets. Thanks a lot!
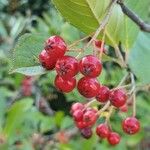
39,50,57,70
120,104,128,112
44,35,67,58
83,109,97,127
70,103,84,114
75,121,87,129
55,55,78,78
122,117,140,135
96,86,110,103
109,89,127,108
81,128,92,139
54,75,76,93
96,124,110,138
73,109,83,122
95,40,102,48
79,55,102,77
77,77,100,98
107,132,121,145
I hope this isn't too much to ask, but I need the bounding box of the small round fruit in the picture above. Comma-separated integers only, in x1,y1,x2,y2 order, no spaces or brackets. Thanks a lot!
122,117,140,134
77,77,100,98
55,55,78,78
83,109,97,127
95,40,102,48
79,55,102,77
81,128,92,139
75,121,87,129
96,124,110,138
73,109,83,122
96,86,110,103
54,75,76,93
109,89,127,108
44,35,67,61
70,103,84,114
39,50,57,70
107,132,121,145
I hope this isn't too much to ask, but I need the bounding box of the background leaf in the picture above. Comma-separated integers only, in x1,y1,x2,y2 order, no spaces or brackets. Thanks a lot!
128,32,150,85
10,33,48,75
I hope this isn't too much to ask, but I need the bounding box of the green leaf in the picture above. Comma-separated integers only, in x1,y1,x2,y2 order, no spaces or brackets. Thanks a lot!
53,0,149,49
10,33,48,75
128,32,150,85
11,66,46,76
3,98,33,138
53,0,124,47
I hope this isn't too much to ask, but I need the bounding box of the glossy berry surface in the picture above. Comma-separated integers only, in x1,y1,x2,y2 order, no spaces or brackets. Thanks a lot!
70,103,84,114
107,132,121,145
55,55,78,78
81,128,92,139
75,121,87,129
44,35,67,58
54,75,76,93
95,40,102,48
122,117,140,134
73,109,83,122
39,49,57,70
109,89,127,108
96,124,109,138
83,109,97,127
79,55,102,77
96,86,110,103
77,77,100,98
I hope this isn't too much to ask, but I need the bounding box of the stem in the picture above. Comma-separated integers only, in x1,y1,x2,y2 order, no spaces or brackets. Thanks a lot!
114,45,126,68
117,73,129,87
68,34,93,49
97,101,110,115
99,30,106,58
130,73,136,117
111,84,131,91
105,106,114,123
84,0,118,50
84,99,97,109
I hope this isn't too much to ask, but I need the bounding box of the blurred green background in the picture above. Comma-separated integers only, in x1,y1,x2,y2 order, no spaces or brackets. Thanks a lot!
0,0,150,150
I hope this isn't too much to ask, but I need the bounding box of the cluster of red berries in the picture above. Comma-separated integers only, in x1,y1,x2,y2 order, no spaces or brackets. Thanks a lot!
39,35,140,146
70,102,140,145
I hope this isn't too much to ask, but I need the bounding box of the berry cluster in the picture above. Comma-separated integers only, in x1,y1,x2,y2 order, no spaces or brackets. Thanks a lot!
39,35,140,146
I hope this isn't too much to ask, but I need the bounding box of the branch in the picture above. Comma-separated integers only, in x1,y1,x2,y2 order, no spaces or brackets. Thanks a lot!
117,0,150,32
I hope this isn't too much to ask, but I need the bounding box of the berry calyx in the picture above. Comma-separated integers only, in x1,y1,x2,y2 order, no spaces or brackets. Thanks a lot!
81,128,93,139
122,117,140,135
55,55,78,78
83,109,98,127
44,35,67,57
96,124,110,138
96,86,110,103
39,50,57,70
79,55,102,77
70,103,84,114
77,77,100,98
109,89,127,108
54,75,76,93
107,132,121,145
